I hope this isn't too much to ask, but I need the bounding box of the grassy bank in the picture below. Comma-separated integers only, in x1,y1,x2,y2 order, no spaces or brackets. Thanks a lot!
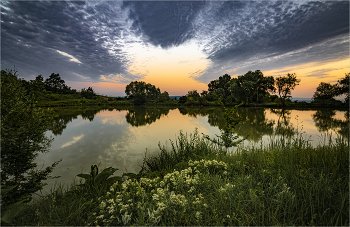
5,131,349,226
35,94,348,108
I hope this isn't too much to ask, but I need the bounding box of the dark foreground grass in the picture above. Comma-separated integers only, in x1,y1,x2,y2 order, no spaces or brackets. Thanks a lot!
6,131,349,226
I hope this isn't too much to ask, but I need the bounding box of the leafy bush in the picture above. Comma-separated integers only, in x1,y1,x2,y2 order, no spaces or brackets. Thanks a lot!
1,69,61,215
81,87,96,99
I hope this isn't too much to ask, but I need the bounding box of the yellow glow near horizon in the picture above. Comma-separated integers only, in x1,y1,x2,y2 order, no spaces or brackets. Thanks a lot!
263,58,349,98
75,44,348,98
129,41,210,95
98,40,211,95
71,81,127,96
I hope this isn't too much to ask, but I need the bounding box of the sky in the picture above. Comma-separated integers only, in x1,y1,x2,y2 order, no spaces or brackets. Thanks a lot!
1,0,349,97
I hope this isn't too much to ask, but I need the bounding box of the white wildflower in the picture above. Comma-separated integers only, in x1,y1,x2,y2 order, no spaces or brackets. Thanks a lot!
195,211,202,220
152,194,159,201
188,186,195,193
99,201,106,209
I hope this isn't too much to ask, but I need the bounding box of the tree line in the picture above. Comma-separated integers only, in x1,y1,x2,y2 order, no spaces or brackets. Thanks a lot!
125,70,348,107
17,72,97,100
124,70,301,106
4,68,349,107
178,70,301,106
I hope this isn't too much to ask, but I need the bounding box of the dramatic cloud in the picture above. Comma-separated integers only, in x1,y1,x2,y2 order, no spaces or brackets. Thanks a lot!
1,1,138,83
122,1,206,48
188,1,349,81
1,1,349,96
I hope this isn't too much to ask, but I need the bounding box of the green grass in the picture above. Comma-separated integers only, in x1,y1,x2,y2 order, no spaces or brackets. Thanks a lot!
6,131,349,226
37,98,134,107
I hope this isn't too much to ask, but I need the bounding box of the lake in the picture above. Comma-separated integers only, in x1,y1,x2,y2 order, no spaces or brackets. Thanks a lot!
35,106,349,194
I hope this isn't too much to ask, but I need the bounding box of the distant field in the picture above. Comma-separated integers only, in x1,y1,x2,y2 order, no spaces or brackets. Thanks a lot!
291,97,312,103
170,96,314,103
169,96,182,99
292,97,345,103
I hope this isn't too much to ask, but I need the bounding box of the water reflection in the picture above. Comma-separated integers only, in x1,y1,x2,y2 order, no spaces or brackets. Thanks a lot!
37,106,348,194
269,109,296,137
204,107,276,142
126,107,176,127
48,107,105,135
312,109,349,138
234,108,275,142
47,106,349,142
178,107,209,118
48,107,130,135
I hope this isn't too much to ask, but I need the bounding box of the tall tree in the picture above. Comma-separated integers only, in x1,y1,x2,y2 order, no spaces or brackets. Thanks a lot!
229,78,254,105
125,81,161,104
312,82,338,104
336,73,349,104
229,70,275,105
208,79,220,92
275,73,300,106
31,75,45,91
28,75,46,99
1,69,61,208
145,83,161,100
255,74,275,103
207,74,231,98
45,73,67,94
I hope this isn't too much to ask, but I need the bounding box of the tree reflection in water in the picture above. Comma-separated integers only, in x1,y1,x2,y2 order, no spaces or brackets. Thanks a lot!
178,107,209,118
125,107,176,127
47,106,348,142
234,108,275,142
206,107,275,142
312,109,349,139
269,109,296,137
47,107,125,135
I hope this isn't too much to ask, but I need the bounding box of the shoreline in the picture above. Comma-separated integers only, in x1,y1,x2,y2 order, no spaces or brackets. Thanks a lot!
35,99,349,109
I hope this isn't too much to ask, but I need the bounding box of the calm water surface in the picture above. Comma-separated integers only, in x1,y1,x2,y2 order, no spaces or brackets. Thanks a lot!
35,106,348,193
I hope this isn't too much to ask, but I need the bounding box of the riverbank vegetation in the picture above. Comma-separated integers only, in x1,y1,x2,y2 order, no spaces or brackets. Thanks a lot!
4,130,349,226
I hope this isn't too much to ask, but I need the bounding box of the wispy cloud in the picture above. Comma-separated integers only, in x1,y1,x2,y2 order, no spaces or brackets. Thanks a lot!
57,50,82,64
305,68,343,78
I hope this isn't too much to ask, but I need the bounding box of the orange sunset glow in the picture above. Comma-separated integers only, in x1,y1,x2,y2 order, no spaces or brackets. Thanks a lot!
80,56,349,98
